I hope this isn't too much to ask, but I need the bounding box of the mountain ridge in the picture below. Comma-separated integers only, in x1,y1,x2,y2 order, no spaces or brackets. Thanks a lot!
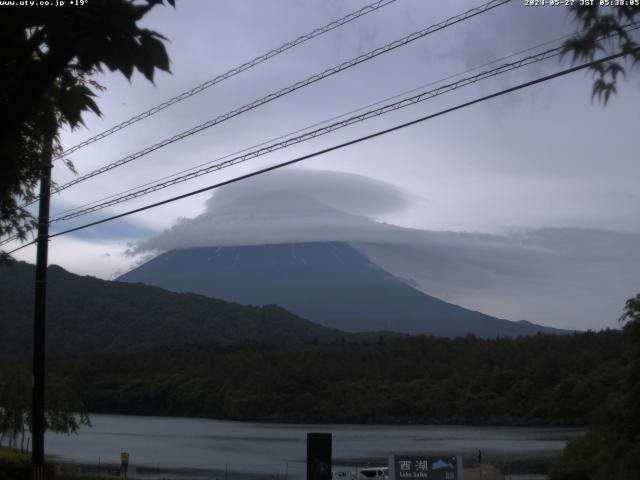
118,241,566,337
0,261,351,354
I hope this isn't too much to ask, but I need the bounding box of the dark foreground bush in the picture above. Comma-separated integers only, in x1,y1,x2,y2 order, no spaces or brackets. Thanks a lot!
0,449,56,480
551,299,640,480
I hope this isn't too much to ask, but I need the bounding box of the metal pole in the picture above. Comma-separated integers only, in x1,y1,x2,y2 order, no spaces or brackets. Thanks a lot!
31,138,52,479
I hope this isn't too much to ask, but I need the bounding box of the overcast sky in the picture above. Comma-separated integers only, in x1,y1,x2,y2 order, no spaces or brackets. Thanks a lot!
8,0,640,330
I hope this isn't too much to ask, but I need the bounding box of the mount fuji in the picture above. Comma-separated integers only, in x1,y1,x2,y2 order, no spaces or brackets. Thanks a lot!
118,241,563,337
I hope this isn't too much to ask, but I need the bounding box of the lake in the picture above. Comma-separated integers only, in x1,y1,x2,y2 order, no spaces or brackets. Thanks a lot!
44,414,582,479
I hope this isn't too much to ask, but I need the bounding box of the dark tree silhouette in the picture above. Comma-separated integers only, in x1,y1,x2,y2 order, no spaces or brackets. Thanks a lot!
621,294,640,327
0,363,89,449
0,0,175,241
551,293,640,480
563,5,640,104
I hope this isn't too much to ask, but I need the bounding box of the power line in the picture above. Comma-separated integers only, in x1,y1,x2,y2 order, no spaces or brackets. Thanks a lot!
37,0,511,201
34,22,640,223
54,0,400,161
6,48,634,256
62,20,640,221
3,25,638,248
49,46,564,223
0,30,567,248
49,30,582,221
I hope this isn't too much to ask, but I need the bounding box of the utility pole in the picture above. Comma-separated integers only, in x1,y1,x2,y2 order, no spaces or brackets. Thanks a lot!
32,137,52,480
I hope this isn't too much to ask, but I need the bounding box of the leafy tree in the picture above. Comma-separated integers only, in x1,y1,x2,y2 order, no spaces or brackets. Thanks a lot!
563,5,640,103
0,364,29,450
620,293,640,337
553,11,640,478
0,0,175,241
0,363,89,452
550,293,640,480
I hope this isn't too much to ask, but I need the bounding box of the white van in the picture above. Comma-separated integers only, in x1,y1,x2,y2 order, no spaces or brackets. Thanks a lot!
332,467,389,480
357,467,389,480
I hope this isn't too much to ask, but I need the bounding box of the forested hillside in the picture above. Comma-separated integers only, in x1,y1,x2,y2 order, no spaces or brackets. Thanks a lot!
118,242,566,337
36,330,630,425
0,261,348,353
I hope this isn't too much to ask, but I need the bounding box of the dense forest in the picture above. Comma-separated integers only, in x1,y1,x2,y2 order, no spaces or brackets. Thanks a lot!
0,260,563,355
4,330,628,426
0,262,350,353
550,295,640,480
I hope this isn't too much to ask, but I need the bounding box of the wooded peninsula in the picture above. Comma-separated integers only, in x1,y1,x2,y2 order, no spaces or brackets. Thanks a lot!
2,330,629,426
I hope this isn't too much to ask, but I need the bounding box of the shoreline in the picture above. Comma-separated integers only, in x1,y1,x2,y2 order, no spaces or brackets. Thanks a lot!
79,411,589,429
40,415,580,480
53,455,555,480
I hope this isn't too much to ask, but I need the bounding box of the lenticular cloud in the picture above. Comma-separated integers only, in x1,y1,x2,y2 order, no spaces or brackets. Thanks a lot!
132,168,415,252
129,168,640,331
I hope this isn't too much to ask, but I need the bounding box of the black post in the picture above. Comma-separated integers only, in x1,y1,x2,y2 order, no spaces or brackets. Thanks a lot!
307,433,332,480
32,139,52,480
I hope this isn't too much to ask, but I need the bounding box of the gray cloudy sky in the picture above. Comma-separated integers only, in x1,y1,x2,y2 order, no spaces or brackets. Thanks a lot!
129,169,640,331
9,0,640,329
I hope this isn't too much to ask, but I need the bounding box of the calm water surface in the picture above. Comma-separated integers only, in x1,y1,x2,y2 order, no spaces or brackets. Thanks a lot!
44,414,583,478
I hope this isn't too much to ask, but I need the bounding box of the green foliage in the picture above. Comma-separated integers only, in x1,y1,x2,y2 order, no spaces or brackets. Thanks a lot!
0,261,348,354
0,362,90,448
563,5,640,104
0,447,29,462
0,364,29,448
0,0,175,240
25,329,631,426
550,293,640,480
0,446,114,480
0,447,57,480
620,293,640,339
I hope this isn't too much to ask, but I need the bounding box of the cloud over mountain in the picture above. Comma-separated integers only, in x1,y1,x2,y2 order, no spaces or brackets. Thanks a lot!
131,169,414,252
130,169,640,330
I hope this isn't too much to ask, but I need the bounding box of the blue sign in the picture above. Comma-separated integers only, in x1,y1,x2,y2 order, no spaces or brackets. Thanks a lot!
389,455,461,480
